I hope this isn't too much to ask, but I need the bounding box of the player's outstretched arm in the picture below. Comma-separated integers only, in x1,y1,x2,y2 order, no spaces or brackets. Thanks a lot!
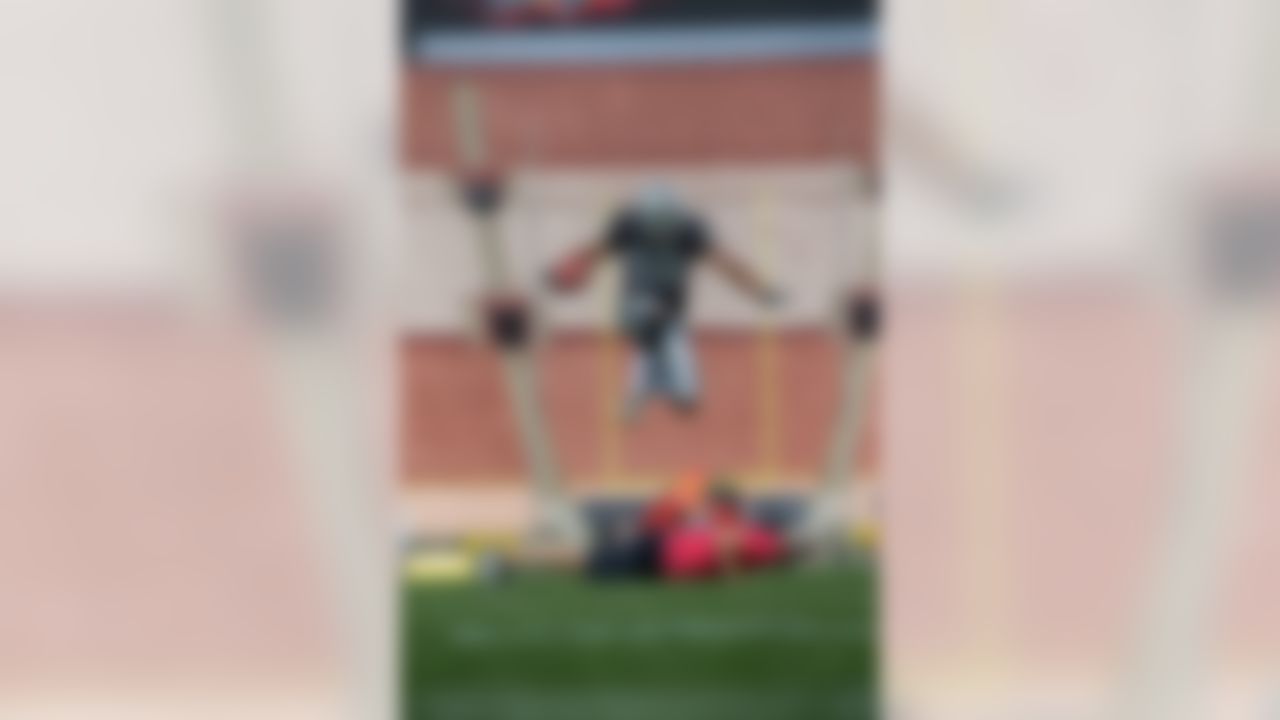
707,247,783,307
546,241,607,294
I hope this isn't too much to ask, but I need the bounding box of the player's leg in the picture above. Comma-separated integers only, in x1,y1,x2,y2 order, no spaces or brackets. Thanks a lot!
620,291,667,423
664,322,702,416
623,339,661,423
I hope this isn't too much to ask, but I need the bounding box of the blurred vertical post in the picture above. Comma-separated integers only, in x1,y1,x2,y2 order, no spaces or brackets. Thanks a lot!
934,0,1014,687
800,168,879,547
449,80,586,549
1119,2,1280,712
1121,178,1280,720
209,0,397,716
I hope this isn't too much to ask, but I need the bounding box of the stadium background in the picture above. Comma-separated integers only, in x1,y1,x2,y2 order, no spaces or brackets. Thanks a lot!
398,1,881,536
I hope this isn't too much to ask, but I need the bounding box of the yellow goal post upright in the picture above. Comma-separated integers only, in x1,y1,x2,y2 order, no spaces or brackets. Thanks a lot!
750,183,785,490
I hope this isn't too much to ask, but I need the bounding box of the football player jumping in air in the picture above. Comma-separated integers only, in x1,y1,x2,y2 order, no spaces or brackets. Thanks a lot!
548,182,783,422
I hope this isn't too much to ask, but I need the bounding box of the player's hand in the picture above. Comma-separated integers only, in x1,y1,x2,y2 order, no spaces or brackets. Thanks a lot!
547,255,591,293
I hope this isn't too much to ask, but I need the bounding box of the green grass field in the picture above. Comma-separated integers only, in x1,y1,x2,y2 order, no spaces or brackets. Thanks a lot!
402,562,877,720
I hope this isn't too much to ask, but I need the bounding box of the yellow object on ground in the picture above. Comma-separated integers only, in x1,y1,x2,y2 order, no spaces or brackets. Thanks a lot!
852,520,880,551
405,548,479,586
460,532,520,556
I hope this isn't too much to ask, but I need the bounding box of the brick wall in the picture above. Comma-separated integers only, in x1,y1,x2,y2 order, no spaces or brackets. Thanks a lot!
401,329,879,485
402,57,877,169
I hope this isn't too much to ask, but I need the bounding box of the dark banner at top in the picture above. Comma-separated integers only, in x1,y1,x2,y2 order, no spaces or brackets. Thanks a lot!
406,0,875,33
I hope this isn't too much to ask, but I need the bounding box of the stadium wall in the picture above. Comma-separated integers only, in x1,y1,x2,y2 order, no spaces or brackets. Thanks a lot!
399,55,878,488
402,57,877,169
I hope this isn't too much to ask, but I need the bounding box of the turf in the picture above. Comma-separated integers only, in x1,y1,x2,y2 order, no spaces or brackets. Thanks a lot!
402,562,877,719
